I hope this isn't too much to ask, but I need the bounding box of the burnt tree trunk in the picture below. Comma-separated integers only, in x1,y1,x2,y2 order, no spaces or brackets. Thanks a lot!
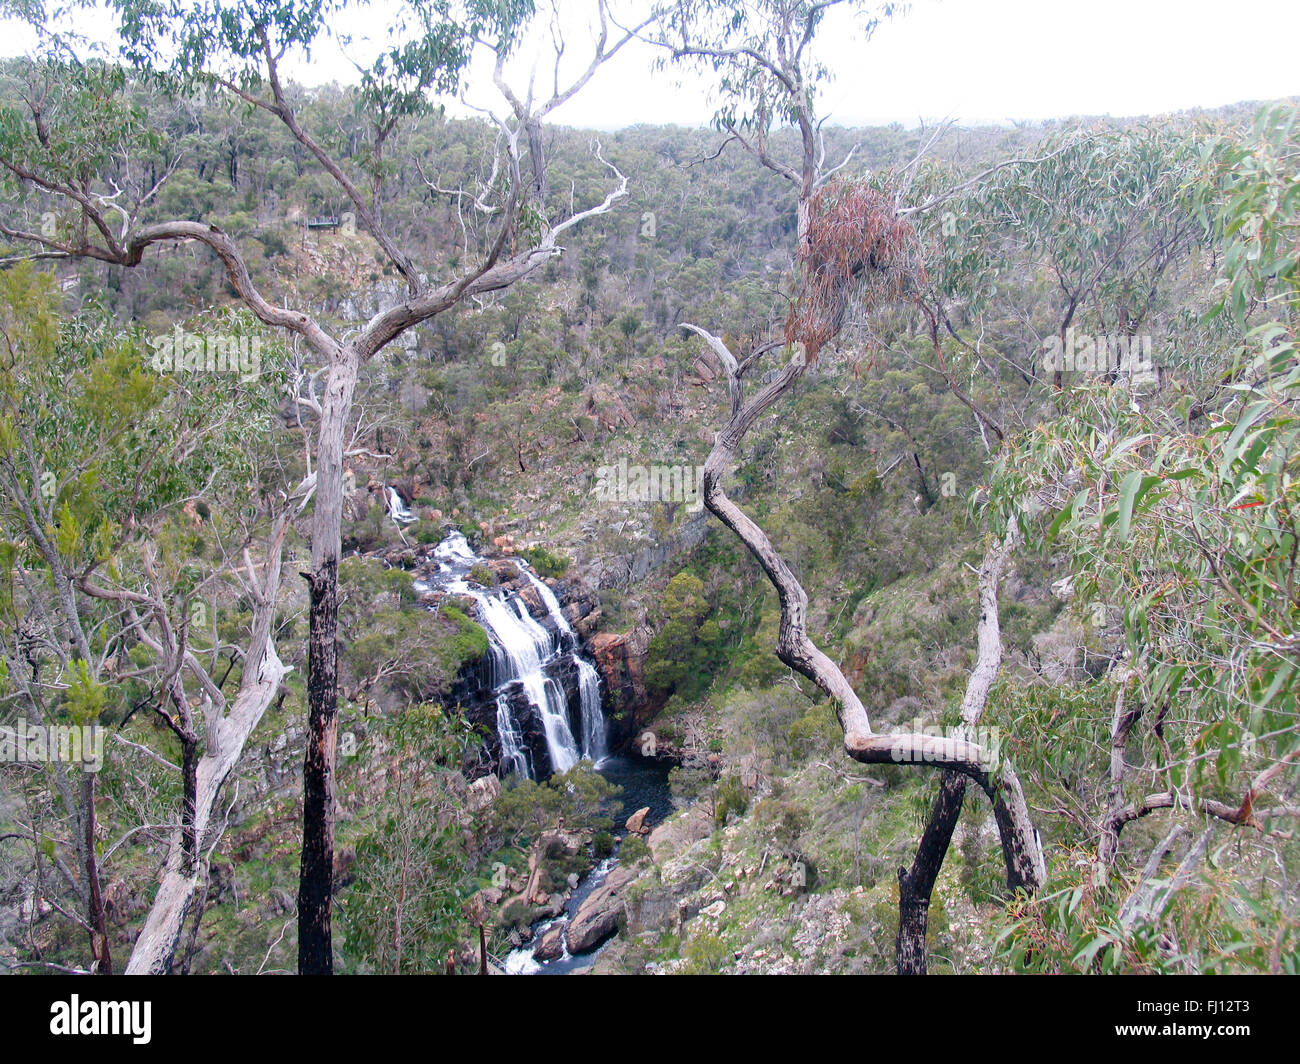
82,773,113,975
897,770,967,975
297,349,358,975
298,559,340,974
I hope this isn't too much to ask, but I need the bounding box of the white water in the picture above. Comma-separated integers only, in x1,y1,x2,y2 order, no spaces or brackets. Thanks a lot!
496,693,533,779
576,658,608,763
434,530,477,564
387,486,416,523
524,571,608,764
438,535,607,778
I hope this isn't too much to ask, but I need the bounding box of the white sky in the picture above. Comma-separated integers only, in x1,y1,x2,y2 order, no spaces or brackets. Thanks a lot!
5,0,1299,129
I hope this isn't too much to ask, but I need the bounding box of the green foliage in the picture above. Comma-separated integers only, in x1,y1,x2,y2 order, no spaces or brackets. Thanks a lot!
644,571,725,698
342,704,477,974
518,545,570,578
668,760,713,812
714,774,748,828
995,853,1300,974
618,833,650,868
680,931,731,974
490,763,620,846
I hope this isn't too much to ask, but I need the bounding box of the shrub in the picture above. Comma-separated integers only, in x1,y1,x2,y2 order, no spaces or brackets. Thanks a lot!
714,775,748,827
520,545,570,578
619,834,650,867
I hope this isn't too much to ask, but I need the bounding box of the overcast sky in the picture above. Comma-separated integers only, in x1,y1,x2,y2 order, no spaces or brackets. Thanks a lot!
6,0,1299,129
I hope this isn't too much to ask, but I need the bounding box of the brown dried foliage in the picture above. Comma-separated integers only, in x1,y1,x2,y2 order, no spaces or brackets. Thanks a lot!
785,180,920,362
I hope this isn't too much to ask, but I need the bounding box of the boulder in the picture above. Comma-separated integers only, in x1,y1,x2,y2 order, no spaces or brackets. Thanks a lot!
625,807,651,834
467,775,500,813
567,864,638,955
533,925,566,963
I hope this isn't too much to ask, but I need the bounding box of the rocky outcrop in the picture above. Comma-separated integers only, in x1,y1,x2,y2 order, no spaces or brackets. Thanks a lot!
533,925,566,963
587,626,655,749
467,775,500,812
567,864,639,955
647,803,713,863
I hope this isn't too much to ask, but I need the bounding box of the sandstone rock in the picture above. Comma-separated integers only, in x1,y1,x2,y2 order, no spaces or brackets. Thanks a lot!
567,864,638,954
467,774,500,813
625,807,650,834
533,925,566,963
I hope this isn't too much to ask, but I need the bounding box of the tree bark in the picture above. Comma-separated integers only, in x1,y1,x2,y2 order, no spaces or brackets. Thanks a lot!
686,323,1047,947
896,524,1021,973
297,344,358,975
125,510,297,974
298,559,340,975
897,771,966,975
82,773,113,974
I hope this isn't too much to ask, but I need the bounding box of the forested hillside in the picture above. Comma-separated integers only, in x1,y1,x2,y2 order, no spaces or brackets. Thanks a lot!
0,0,1296,982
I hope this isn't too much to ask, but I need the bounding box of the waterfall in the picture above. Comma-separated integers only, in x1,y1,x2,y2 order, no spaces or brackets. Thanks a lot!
523,570,609,765
576,658,608,763
387,486,416,524
431,531,607,780
496,693,534,779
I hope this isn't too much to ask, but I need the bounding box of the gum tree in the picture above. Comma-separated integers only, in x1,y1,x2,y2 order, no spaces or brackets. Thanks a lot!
0,0,640,972
0,269,306,973
986,106,1300,970
646,0,1049,974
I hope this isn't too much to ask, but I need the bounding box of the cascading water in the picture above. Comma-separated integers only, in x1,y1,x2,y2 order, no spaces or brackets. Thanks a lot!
523,570,607,764
418,531,607,779
387,486,416,524
495,693,533,778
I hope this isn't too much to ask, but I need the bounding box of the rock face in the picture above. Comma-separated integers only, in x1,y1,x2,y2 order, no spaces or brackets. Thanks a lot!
467,775,500,812
566,864,638,955
587,626,655,750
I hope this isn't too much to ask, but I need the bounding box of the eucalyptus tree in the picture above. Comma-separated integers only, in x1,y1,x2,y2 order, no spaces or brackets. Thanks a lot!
0,0,642,972
644,0,1048,975
0,267,305,974
983,127,1203,389
982,105,1300,972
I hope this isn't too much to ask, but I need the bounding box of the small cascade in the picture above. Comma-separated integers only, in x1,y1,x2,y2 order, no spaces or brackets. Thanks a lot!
496,693,534,779
387,486,416,524
576,658,608,763
419,531,607,780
